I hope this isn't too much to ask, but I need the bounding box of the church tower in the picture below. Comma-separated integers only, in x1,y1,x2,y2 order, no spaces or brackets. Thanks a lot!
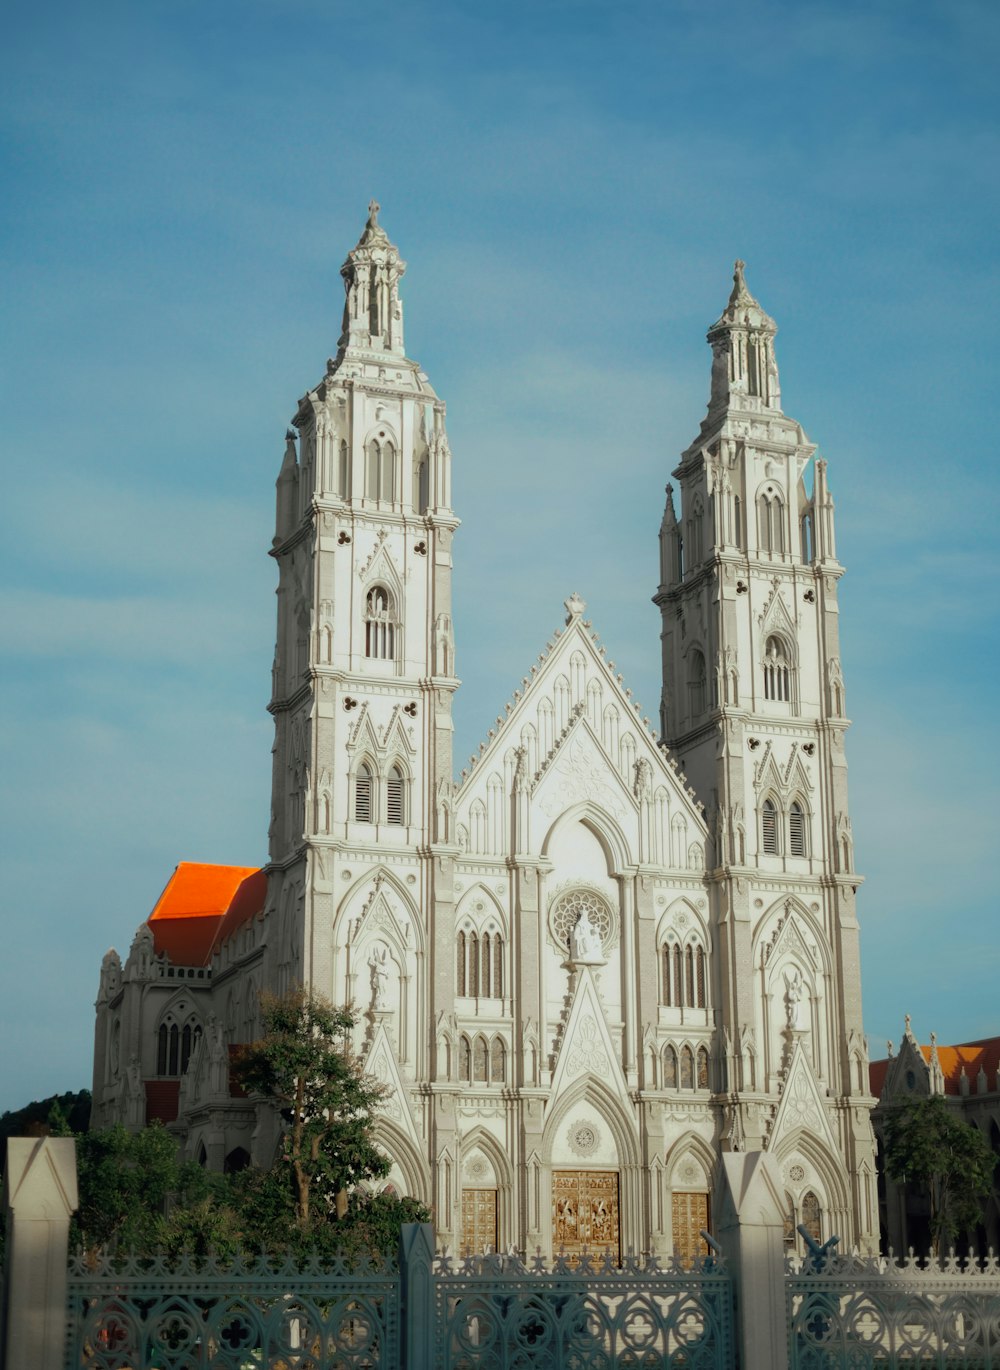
266,203,459,1093
655,263,878,1244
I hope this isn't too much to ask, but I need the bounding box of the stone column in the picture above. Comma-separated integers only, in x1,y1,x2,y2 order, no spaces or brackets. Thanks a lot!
3,1137,79,1370
715,1150,788,1370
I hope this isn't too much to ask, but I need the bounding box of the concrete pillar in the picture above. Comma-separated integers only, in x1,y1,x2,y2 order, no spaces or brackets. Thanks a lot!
399,1221,435,1370
3,1137,79,1370
715,1150,788,1370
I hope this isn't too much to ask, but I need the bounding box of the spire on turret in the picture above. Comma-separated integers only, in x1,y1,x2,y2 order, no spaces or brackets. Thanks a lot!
338,200,407,356
706,260,781,412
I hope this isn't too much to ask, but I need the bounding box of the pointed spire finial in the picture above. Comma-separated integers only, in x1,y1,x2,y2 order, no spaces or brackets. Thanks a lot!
367,198,380,229
904,1013,911,1035
564,592,586,622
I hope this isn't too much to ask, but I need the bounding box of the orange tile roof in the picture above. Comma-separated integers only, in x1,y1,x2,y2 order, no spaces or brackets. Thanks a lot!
869,1036,1000,1099
919,1038,1000,1095
147,862,265,967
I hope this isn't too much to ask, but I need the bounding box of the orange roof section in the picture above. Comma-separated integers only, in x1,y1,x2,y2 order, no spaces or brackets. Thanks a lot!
147,862,266,967
869,1036,1000,1099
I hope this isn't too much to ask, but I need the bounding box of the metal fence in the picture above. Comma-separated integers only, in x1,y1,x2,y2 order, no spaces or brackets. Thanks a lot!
433,1248,734,1370
787,1249,1000,1370
64,1247,400,1370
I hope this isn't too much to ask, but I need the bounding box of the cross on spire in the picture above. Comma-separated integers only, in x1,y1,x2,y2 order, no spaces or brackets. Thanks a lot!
367,199,380,228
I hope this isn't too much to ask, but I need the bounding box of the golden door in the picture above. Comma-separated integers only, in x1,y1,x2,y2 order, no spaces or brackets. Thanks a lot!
460,1188,498,1256
552,1170,620,1264
671,1191,710,1264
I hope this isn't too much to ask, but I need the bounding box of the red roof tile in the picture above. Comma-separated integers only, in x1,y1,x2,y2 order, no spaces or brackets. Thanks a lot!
869,1035,1000,1099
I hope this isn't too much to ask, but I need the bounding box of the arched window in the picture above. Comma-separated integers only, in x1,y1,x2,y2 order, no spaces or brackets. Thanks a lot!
696,947,706,1008
801,1191,822,1243
386,765,405,825
493,935,503,998
468,933,479,998
365,439,381,500
355,763,374,823
685,946,695,1005
473,1036,489,1083
673,944,683,1006
490,1037,506,1084
456,932,466,996
338,439,349,497
365,438,396,502
733,495,743,550
380,441,396,501
680,1045,694,1089
763,636,791,702
662,945,673,1005
789,801,807,857
696,1045,710,1090
761,798,779,854
459,1036,471,1083
480,932,491,998
157,1016,201,1077
757,490,785,554
365,586,396,660
688,502,704,566
688,649,707,717
663,1045,678,1089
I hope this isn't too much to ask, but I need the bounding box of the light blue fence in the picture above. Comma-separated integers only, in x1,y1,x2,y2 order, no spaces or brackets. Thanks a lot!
787,1249,1000,1369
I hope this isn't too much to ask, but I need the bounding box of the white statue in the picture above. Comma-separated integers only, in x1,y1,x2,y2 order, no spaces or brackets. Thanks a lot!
784,967,805,1030
571,909,603,963
369,945,390,1011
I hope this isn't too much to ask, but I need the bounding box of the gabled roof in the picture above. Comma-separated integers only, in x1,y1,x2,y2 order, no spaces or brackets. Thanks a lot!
147,862,265,967
455,596,706,826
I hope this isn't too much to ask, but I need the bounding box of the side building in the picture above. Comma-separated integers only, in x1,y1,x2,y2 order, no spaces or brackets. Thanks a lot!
870,1021,1000,1255
93,208,879,1257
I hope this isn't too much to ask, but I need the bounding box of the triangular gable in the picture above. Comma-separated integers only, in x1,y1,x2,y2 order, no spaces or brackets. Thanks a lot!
382,705,418,758
455,604,706,831
365,1022,421,1148
534,717,633,822
357,532,403,597
758,580,797,644
882,1034,932,1100
549,964,629,1109
768,1040,839,1157
763,911,818,973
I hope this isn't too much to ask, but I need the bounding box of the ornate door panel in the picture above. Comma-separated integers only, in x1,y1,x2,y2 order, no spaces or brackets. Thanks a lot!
553,1170,620,1264
461,1188,497,1256
671,1191,710,1264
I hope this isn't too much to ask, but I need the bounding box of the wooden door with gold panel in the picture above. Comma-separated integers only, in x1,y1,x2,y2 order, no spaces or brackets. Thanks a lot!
460,1188,498,1256
552,1170,620,1264
671,1191,710,1264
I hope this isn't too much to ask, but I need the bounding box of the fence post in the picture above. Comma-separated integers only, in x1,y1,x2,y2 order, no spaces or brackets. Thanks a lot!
399,1221,435,1370
2,1138,78,1370
715,1150,788,1370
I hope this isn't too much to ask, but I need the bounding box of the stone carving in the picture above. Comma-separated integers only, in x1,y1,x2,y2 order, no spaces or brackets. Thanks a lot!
369,944,390,1011
567,1016,609,1079
570,908,604,964
539,736,625,821
568,1120,601,1158
784,967,805,1029
549,887,616,956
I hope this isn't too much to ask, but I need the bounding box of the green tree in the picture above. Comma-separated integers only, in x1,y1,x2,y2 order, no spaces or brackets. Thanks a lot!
234,988,391,1227
884,1094,993,1256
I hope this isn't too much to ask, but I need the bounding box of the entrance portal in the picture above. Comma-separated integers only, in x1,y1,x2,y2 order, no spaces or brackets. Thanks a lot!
553,1170,620,1263
461,1187,497,1256
671,1191,710,1264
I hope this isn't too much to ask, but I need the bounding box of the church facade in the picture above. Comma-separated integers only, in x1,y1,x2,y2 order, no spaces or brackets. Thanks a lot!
92,206,879,1258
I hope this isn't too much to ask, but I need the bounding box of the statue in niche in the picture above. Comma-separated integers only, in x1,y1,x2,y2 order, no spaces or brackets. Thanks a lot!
369,945,390,1011
783,967,805,1030
571,909,603,964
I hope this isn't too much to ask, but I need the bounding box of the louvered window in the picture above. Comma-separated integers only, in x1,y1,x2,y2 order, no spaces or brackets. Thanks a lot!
762,799,778,854
355,765,373,823
386,766,404,825
789,802,807,857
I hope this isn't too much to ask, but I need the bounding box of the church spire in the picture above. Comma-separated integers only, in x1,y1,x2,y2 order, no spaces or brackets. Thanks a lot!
706,260,781,412
338,200,407,356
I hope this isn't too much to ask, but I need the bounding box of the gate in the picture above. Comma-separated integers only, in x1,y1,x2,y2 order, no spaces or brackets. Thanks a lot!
65,1247,400,1369
434,1248,733,1369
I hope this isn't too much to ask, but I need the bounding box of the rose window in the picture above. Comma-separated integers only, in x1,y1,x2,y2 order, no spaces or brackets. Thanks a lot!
548,888,618,955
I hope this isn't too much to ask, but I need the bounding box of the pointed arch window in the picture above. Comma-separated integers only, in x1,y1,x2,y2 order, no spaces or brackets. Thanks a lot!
685,946,695,1005
480,932,492,998
680,1045,695,1089
757,490,785,554
473,1036,489,1083
662,944,673,1005
354,763,374,824
157,1015,201,1077
493,935,503,997
365,438,396,502
365,586,396,660
673,945,683,1006
696,1045,710,1090
763,636,791,702
663,1045,678,1089
696,947,706,1008
688,649,707,717
789,801,807,857
801,1191,822,1244
459,1036,471,1083
456,932,466,997
386,764,405,825
457,925,504,1000
468,932,479,998
338,439,349,497
490,1037,506,1084
761,798,779,854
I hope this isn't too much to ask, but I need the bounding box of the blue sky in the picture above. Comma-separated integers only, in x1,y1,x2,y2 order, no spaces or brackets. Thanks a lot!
2,0,997,1112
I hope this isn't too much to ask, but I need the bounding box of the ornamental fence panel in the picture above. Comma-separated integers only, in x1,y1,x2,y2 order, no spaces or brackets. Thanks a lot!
432,1248,734,1370
787,1249,1000,1370
64,1248,400,1370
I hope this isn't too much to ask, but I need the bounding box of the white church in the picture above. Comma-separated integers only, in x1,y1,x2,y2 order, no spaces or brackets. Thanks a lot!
92,204,879,1260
